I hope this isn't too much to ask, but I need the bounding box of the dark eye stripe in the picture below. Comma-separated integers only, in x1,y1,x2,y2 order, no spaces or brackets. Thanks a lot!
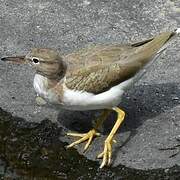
28,58,59,64
39,61,59,64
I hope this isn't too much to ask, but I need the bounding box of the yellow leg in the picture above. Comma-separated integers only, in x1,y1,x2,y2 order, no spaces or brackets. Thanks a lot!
66,110,111,152
97,107,125,168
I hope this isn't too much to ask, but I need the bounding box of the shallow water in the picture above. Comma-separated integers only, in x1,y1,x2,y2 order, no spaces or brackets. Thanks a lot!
0,108,180,179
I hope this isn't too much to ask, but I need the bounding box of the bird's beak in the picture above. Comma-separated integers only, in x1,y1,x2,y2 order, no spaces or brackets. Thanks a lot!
1,56,26,64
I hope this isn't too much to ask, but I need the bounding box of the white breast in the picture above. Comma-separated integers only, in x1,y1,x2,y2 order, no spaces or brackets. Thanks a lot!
33,74,59,103
33,74,48,97
62,78,134,111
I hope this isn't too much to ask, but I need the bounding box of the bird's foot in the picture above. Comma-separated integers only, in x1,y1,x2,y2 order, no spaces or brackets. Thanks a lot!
66,129,100,152
97,137,116,168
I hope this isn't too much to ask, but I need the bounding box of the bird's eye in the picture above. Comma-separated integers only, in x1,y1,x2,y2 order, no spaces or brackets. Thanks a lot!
32,58,39,64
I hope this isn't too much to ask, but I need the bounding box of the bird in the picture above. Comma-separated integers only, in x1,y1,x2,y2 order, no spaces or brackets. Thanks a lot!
1,28,180,168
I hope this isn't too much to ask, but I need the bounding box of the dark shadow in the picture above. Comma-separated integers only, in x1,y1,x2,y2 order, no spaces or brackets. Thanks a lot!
120,82,180,131
1,108,180,179
57,109,98,133
110,82,180,161
57,82,180,135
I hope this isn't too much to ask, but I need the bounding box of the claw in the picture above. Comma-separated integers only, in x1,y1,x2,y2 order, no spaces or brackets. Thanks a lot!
66,129,100,151
84,135,93,151
67,132,86,137
97,139,113,168
97,152,104,159
107,143,112,165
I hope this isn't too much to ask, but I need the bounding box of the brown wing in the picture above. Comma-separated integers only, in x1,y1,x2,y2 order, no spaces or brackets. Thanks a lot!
64,32,174,94
65,63,140,94
64,44,137,94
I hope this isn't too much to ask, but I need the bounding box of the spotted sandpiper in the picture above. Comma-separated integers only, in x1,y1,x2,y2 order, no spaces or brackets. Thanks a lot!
1,29,180,168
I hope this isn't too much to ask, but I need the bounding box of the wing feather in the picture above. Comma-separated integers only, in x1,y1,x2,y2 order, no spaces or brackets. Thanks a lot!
64,45,140,93
63,32,174,94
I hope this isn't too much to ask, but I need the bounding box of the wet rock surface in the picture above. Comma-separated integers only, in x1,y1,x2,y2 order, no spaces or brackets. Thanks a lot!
0,108,180,179
0,0,180,177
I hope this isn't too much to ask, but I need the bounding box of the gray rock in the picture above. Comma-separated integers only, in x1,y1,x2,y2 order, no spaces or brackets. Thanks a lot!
0,0,180,170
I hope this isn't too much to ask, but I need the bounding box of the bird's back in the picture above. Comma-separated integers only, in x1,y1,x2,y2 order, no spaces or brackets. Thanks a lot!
63,32,174,94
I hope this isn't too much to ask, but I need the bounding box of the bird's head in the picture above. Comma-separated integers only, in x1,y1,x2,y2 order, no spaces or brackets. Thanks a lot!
1,48,66,79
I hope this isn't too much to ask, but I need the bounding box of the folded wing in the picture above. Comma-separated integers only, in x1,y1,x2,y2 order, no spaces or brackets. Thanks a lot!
64,32,174,94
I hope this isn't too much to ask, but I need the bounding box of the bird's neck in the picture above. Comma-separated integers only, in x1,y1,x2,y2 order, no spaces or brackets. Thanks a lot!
33,73,61,98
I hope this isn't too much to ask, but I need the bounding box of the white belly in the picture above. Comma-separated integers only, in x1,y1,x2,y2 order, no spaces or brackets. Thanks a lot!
62,78,134,110
33,74,134,111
